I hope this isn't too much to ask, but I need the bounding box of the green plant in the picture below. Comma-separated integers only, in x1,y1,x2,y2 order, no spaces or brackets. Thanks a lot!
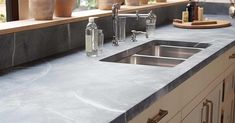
148,0,155,3
0,14,6,22
87,0,96,9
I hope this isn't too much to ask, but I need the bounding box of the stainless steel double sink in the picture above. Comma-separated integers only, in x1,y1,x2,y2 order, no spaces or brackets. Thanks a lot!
101,40,210,67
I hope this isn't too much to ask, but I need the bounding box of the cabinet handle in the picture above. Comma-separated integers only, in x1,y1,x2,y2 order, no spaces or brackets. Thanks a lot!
201,102,209,123
229,54,235,59
206,99,213,123
147,109,168,123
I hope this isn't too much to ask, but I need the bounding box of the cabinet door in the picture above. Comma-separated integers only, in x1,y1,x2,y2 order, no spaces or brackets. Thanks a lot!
182,100,204,123
223,98,234,123
224,72,234,102
223,71,235,123
167,112,181,123
182,84,222,123
128,86,181,123
206,84,222,123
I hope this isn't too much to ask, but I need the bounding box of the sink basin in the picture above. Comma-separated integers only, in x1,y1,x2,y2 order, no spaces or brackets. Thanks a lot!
101,40,210,67
136,45,202,59
118,54,185,67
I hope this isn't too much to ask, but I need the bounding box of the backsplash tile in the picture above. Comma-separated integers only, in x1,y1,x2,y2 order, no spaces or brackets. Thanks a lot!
70,21,87,49
0,33,14,70
14,24,69,66
96,16,114,41
203,2,230,15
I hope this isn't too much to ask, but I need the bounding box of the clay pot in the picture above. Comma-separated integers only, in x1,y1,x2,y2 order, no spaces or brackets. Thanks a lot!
139,0,148,5
98,0,124,10
55,0,75,17
125,0,139,6
29,0,55,20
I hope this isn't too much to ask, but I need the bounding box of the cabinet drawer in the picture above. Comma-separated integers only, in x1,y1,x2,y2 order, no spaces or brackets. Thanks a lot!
224,45,235,68
128,87,181,123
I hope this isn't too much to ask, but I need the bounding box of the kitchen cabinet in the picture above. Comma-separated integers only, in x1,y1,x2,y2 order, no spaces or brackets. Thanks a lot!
182,47,235,123
128,46,235,123
182,83,222,123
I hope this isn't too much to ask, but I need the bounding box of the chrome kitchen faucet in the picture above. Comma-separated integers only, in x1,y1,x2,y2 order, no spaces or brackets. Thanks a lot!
112,3,156,46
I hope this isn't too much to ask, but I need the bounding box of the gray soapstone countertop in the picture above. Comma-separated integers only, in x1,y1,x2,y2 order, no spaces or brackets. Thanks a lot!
1,15,235,123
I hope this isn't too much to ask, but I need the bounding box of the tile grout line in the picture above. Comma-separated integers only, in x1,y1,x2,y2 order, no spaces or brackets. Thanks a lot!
11,33,16,66
67,23,72,49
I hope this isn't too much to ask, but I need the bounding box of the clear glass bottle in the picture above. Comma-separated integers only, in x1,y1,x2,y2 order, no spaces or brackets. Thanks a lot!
146,11,157,37
86,17,98,57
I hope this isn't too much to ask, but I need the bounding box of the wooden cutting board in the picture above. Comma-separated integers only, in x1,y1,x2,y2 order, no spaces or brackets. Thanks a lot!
173,20,231,29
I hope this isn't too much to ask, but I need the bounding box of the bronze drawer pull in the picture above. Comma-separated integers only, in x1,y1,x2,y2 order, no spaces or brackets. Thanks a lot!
229,54,235,59
147,109,168,123
206,99,213,123
201,101,210,123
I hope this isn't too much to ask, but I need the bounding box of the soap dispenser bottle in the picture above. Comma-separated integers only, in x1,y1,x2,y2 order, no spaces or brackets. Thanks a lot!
187,0,194,22
85,17,98,57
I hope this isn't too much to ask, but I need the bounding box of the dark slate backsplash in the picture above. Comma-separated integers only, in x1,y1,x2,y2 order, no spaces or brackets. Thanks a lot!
14,24,70,66
203,2,230,15
0,2,228,70
0,33,14,69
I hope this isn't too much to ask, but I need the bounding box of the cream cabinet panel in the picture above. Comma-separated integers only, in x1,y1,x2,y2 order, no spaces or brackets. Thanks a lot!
182,100,204,123
223,98,234,123
167,112,181,123
224,68,235,102
205,84,222,123
128,87,181,123
182,83,222,123
222,70,235,123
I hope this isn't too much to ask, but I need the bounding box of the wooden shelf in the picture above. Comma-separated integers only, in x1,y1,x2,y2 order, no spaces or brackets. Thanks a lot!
0,1,187,35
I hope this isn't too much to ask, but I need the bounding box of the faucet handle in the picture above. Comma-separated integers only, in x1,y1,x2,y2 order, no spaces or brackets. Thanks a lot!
131,30,148,42
112,36,119,46
131,30,137,42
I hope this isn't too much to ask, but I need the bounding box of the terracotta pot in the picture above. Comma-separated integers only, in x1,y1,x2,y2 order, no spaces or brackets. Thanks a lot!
55,0,75,17
29,0,55,20
98,0,124,10
139,0,148,5
125,0,139,6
